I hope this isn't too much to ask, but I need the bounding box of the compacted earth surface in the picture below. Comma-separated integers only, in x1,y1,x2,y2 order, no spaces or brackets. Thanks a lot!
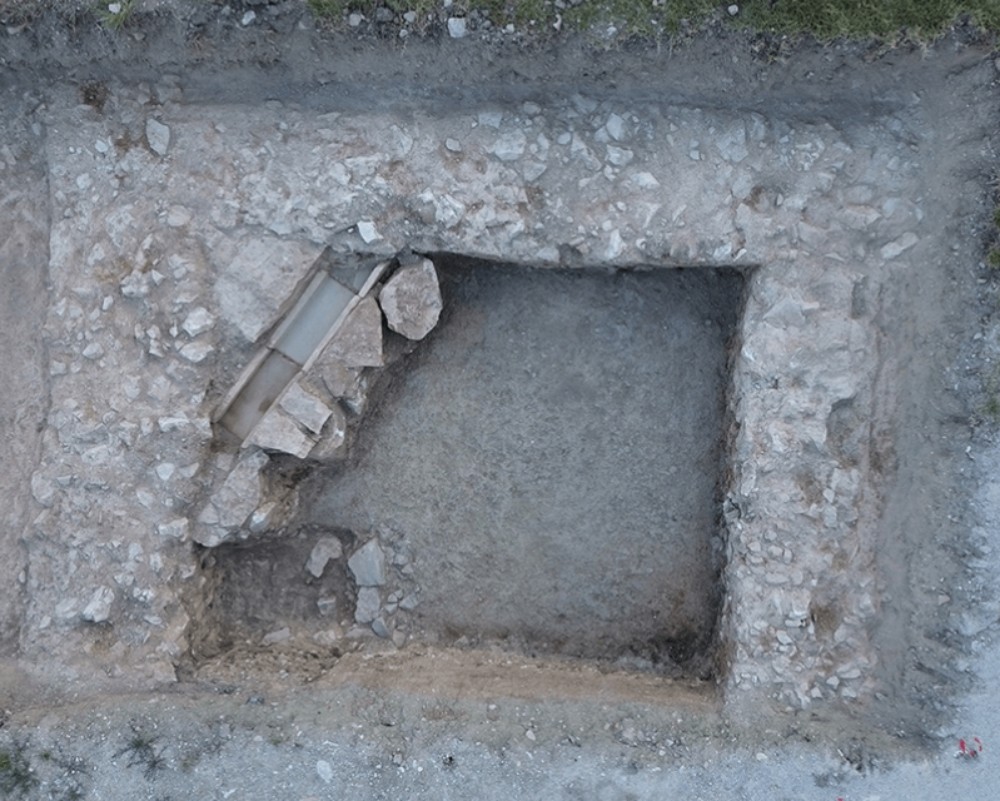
1,3,1000,799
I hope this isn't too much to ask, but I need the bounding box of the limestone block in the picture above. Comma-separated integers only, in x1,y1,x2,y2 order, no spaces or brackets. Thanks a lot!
81,586,114,623
308,405,349,462
323,296,384,367
306,537,344,578
348,539,387,587
280,381,333,435
378,259,442,341
145,118,171,156
305,354,363,402
212,232,325,342
247,406,316,459
194,450,270,546
355,587,381,623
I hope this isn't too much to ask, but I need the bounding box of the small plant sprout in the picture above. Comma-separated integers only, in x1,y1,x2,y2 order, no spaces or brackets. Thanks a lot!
957,736,984,759
115,724,166,778
0,743,37,796
96,0,137,31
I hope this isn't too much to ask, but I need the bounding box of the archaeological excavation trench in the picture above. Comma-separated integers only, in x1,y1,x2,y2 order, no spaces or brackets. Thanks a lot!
2,36,995,761
193,259,745,678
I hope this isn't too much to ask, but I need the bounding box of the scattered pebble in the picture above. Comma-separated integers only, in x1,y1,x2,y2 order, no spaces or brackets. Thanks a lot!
145,118,171,156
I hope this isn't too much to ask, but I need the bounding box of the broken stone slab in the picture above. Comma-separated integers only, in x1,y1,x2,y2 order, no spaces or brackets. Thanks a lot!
348,539,387,587
211,232,325,343
322,295,383,368
355,587,381,624
81,586,114,623
307,405,348,462
306,536,344,578
304,353,364,404
279,381,333,435
194,449,269,546
247,405,316,459
377,258,442,341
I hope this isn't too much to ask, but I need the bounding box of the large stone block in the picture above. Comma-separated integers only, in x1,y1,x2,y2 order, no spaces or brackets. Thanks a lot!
378,259,442,341
212,232,325,343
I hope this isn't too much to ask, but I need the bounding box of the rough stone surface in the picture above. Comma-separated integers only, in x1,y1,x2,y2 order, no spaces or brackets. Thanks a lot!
305,353,364,403
279,381,333,435
157,518,189,542
181,306,215,337
307,404,349,461
378,259,443,341
194,450,270,546
81,587,114,623
212,233,325,343
354,586,381,624
247,406,316,459
322,296,384,367
306,537,343,578
145,118,171,156
348,540,387,587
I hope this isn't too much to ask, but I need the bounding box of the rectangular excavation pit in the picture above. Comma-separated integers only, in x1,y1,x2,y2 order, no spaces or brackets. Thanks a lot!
197,258,749,679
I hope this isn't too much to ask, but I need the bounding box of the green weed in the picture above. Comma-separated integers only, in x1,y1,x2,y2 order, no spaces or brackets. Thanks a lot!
307,0,346,17
985,394,1000,421
300,0,1000,41
95,0,137,31
0,743,37,797
307,0,368,21
737,0,1000,42
115,725,166,779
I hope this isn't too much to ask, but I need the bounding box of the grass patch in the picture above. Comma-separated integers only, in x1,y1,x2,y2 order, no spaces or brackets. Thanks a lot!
561,0,717,38
95,0,137,31
738,0,1000,41
114,724,166,779
0,744,37,797
981,368,1000,424
307,0,353,18
299,0,1000,42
